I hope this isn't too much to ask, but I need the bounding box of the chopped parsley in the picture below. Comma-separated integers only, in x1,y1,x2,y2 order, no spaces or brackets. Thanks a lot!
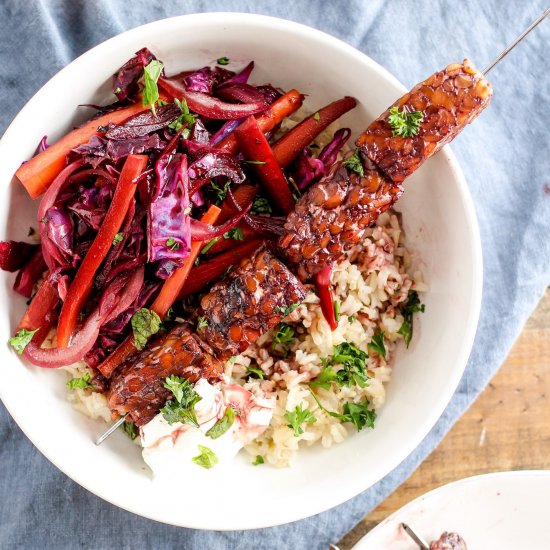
205,407,235,439
313,112,320,122
142,59,164,115
192,445,218,469
216,56,230,65
245,364,264,380
250,196,272,215
270,323,296,358
274,303,301,317
343,148,365,177
169,98,196,138
197,316,209,329
309,365,338,390
367,330,386,359
284,404,317,437
312,342,369,389
8,328,38,355
160,375,202,426
252,455,264,466
165,237,180,250
228,356,237,366
398,290,425,347
66,372,94,390
121,420,138,440
349,314,356,324
112,232,123,246
210,180,231,205
309,390,376,432
223,228,243,241
387,105,424,137
131,308,161,350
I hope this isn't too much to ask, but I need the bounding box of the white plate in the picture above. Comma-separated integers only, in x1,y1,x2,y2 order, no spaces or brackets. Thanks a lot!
353,471,550,550
0,13,482,529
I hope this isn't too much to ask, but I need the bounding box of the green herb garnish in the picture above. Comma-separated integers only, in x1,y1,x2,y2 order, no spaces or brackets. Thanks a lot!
216,57,230,65
398,290,425,347
244,160,267,165
250,196,272,215
284,404,317,437
210,180,231,205
387,105,424,137
165,237,180,250
112,232,123,246
200,237,219,254
367,330,386,359
160,375,202,426
313,342,369,388
313,112,320,122
270,323,296,358
131,308,161,351
205,407,235,439
349,314,356,323
66,372,94,390
122,420,138,440
343,148,365,177
252,455,264,466
192,445,219,469
274,303,301,317
169,98,196,138
224,228,243,241
197,316,209,329
245,364,264,379
334,300,341,322
142,60,164,115
8,328,38,355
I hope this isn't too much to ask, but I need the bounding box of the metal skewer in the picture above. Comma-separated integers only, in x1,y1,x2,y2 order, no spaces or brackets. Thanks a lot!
95,415,127,446
402,523,429,550
93,8,549,450
483,7,549,74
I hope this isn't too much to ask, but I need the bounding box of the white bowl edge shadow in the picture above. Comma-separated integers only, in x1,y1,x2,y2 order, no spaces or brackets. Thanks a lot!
0,13,482,530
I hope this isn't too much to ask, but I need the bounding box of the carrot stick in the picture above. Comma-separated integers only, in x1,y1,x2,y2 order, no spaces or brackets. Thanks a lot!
218,89,304,154
97,205,221,378
56,155,148,347
234,116,295,214
179,239,263,298
271,96,357,168
16,103,150,199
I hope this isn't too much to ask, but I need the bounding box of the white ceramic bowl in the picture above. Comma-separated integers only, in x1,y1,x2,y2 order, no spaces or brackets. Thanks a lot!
0,13,482,530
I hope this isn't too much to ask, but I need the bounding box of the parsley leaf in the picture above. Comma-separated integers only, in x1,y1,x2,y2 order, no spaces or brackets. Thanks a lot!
142,60,164,115
210,180,230,205
8,328,38,355
343,149,365,177
131,308,161,350
112,232,123,246
165,237,180,250
398,290,425,347
321,342,369,388
250,196,272,215
252,455,264,466
387,105,424,137
284,404,317,437
169,98,196,137
309,365,338,390
192,445,218,469
205,407,235,439
224,228,243,241
367,330,386,359
313,112,320,122
197,316,209,329
245,364,264,379
66,372,94,390
270,323,296,358
217,56,230,65
160,375,202,427
122,420,138,440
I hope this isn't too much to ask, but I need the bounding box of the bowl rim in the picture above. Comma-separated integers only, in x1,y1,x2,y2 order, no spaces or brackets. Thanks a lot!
0,12,483,530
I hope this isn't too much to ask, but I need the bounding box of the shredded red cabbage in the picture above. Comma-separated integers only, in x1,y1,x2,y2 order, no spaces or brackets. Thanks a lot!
112,47,156,101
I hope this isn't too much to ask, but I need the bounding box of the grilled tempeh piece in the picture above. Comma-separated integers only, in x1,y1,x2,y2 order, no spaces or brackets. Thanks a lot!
107,323,223,426
196,245,306,359
279,161,401,281
357,59,492,183
280,59,492,281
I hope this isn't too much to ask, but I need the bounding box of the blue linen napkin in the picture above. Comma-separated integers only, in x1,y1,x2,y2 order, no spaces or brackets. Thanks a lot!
1,1,549,548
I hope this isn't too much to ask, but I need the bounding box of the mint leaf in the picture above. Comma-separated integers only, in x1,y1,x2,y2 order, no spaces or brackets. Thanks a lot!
131,308,161,350
142,60,164,114
66,372,94,390
8,328,38,355
192,445,218,468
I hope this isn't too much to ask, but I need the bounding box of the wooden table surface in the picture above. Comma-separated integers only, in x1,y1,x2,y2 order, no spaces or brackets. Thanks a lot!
337,288,550,549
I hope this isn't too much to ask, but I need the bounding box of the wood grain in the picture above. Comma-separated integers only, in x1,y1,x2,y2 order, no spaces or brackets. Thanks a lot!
337,288,550,549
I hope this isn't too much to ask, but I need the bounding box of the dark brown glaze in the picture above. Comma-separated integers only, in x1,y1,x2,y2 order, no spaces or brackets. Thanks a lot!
107,323,223,426
430,532,467,550
278,160,402,281
196,245,306,359
356,59,492,183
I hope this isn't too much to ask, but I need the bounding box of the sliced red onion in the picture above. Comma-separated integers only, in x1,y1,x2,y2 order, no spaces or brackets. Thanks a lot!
220,61,254,86
209,119,244,147
216,83,267,105
190,201,251,241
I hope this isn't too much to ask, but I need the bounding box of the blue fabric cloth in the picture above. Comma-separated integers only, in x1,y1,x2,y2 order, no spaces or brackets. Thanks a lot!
1,1,549,548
